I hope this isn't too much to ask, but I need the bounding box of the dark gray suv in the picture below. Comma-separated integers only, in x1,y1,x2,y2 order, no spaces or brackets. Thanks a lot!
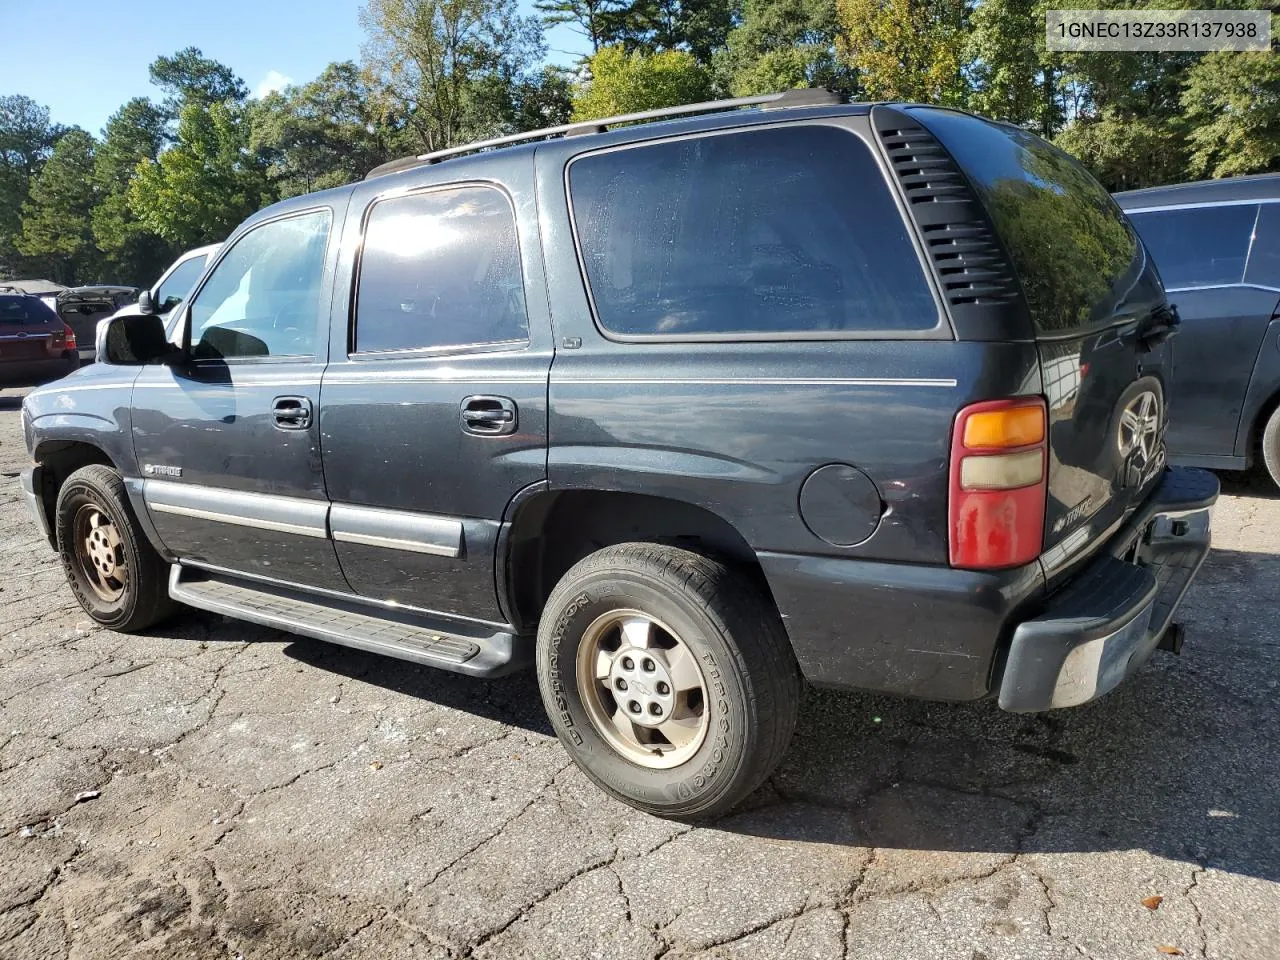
1117,174,1280,487
20,92,1218,819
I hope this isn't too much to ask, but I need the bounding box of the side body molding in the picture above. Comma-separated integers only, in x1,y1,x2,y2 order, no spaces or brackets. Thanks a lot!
329,503,463,558
143,480,329,538
142,480,467,557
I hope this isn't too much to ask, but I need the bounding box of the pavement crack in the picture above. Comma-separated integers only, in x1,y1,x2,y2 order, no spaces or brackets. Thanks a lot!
1185,865,1208,958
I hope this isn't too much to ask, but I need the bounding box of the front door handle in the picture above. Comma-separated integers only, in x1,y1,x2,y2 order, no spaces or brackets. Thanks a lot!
273,396,312,430
460,395,517,436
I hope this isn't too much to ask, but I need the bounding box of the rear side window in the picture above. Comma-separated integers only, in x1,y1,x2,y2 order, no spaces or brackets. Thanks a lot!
354,185,528,354
0,296,55,325
919,109,1141,333
1128,205,1256,289
568,125,939,338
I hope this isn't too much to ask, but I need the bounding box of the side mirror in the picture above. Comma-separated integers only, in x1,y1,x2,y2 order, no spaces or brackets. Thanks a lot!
136,290,156,315
98,314,182,366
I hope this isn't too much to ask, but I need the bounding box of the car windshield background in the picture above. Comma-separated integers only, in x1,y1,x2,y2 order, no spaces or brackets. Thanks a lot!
187,211,330,360
155,254,209,312
921,110,1141,333
568,125,939,338
354,185,529,354
1128,204,1257,290
0,296,55,325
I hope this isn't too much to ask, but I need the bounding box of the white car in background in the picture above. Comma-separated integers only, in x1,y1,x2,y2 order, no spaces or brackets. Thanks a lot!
105,243,221,341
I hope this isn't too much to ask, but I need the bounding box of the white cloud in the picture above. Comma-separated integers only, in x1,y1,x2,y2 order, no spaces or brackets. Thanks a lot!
254,70,294,99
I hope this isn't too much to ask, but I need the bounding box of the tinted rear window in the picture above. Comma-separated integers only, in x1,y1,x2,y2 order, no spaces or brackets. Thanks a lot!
1128,205,1256,289
0,296,55,324
568,125,938,338
918,109,1141,333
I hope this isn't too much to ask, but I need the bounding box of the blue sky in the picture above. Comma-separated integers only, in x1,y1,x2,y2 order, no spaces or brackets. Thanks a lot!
0,0,587,136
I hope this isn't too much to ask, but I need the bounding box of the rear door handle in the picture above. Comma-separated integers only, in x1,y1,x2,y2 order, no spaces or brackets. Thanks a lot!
460,395,517,436
273,396,312,430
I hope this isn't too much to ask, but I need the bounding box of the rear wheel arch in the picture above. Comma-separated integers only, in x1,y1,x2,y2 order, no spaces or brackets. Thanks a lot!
501,488,780,635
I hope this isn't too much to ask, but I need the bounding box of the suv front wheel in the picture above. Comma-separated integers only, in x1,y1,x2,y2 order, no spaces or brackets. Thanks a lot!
536,542,801,821
55,464,176,632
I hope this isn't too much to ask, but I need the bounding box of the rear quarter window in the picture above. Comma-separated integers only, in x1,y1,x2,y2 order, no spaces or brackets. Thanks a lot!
917,109,1141,334
567,124,940,338
1127,204,1256,290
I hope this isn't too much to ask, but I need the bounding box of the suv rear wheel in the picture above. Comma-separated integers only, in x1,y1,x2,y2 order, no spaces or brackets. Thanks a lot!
535,542,801,821
55,464,176,631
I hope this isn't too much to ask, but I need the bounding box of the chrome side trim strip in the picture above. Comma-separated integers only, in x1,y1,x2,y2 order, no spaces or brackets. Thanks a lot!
323,375,546,385
555,377,958,387
329,503,463,558
1121,198,1275,214
143,479,329,539
1163,282,1280,295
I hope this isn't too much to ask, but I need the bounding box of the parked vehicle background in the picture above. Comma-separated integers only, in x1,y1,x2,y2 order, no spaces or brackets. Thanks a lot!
108,243,221,339
56,285,139,361
0,294,79,388
0,278,67,317
1117,174,1280,487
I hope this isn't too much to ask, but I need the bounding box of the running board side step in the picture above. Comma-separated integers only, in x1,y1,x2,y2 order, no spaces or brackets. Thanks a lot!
168,566,529,678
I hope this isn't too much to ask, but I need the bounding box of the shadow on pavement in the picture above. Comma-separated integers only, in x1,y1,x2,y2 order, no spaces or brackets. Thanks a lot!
1215,468,1278,500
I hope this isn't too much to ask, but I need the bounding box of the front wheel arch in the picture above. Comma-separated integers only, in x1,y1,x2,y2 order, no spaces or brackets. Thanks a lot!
31,440,117,548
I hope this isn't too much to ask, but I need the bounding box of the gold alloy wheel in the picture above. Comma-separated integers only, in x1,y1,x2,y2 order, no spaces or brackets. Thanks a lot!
74,504,128,603
575,609,710,770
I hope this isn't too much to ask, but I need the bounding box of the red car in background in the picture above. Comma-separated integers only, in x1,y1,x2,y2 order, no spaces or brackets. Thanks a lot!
0,294,79,389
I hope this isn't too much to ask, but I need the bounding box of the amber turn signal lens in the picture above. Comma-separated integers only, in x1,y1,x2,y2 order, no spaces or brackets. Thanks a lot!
962,405,1045,449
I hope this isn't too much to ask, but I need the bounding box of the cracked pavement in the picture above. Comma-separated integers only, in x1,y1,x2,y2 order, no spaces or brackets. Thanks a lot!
0,389,1277,959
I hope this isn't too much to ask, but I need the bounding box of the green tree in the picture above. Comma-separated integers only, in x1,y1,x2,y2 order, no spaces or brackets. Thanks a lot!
534,0,627,51
1054,114,1187,191
716,0,853,96
508,66,576,129
15,128,101,284
835,0,972,105
251,62,401,198
1182,50,1280,179
0,95,63,279
360,0,547,152
616,0,737,63
965,0,1064,136
129,103,274,248
149,46,250,115
92,97,174,285
572,44,712,118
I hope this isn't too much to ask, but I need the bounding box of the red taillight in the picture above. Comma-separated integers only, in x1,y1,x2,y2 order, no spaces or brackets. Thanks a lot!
948,397,1048,570
49,322,76,354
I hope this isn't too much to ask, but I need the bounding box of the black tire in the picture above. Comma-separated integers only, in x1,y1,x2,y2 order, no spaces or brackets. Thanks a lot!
1262,404,1280,490
55,464,176,631
536,542,802,821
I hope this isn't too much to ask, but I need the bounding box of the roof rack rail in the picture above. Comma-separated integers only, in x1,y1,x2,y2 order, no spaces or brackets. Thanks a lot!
364,87,844,180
